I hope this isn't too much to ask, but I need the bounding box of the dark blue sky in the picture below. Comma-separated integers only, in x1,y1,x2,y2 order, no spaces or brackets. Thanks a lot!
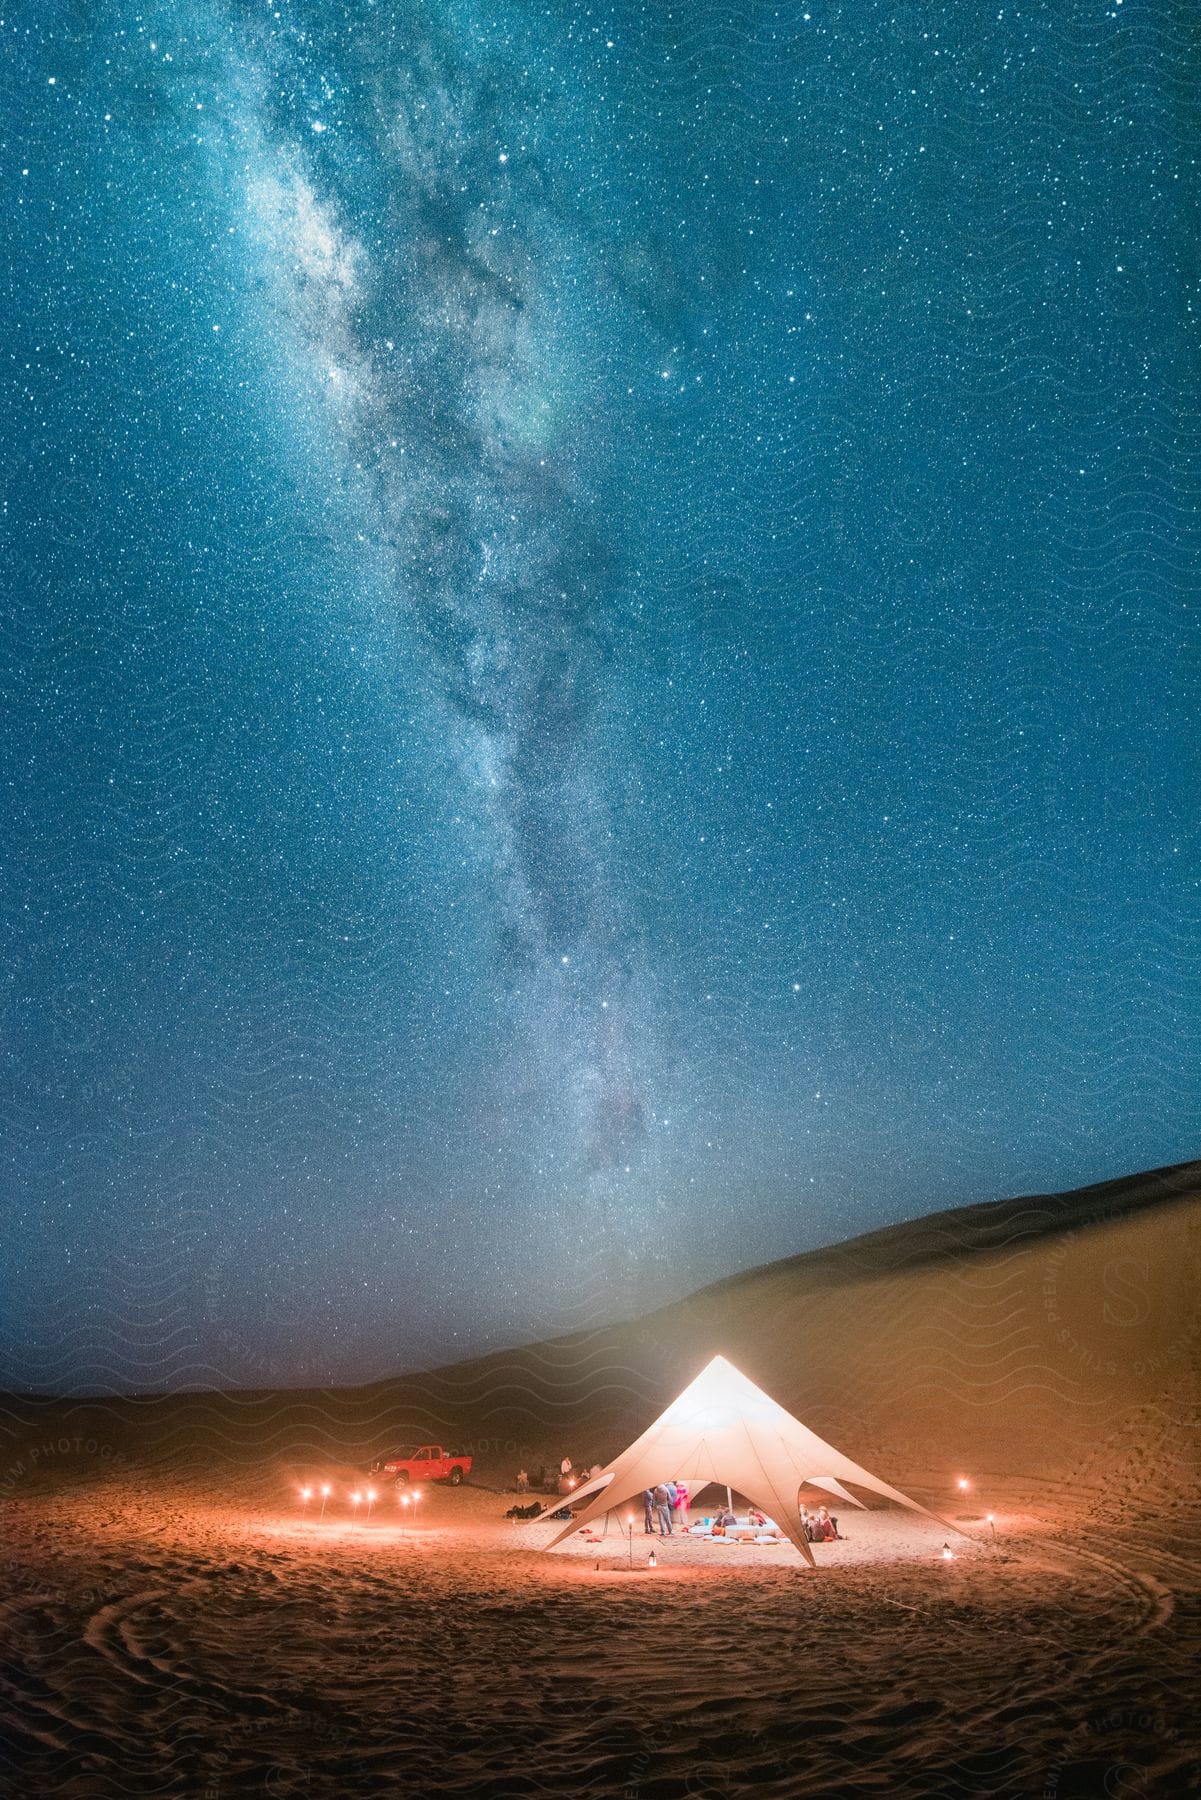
2,0,1198,1391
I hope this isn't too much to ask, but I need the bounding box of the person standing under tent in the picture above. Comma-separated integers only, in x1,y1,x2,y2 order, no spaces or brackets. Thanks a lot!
653,1483,673,1535
643,1487,655,1534
674,1480,690,1529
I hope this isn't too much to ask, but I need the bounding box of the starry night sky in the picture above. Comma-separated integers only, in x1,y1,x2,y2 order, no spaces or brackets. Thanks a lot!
2,1,1198,1392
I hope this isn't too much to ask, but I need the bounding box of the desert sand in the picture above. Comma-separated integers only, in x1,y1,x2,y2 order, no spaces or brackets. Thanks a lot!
2,1159,1199,1797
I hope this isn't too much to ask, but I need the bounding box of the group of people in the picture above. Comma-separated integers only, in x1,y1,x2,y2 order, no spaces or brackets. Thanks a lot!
515,1456,603,1497
706,1504,772,1536
512,1463,841,1546
643,1481,691,1534
803,1505,840,1542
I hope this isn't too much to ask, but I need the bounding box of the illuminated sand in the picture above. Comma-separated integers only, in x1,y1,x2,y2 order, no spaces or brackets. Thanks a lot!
2,1162,1199,1796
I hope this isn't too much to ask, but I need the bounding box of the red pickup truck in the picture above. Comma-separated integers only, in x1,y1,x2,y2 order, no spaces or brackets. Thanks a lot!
371,1444,472,1487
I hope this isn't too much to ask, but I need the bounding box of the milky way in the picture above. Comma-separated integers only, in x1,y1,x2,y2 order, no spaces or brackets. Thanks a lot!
225,8,653,1199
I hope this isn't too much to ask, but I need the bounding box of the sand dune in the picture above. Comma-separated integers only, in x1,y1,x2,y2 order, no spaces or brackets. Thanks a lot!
2,1159,1199,1795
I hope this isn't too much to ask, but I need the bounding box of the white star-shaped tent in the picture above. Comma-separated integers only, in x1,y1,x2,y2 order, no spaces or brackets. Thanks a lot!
538,1354,959,1566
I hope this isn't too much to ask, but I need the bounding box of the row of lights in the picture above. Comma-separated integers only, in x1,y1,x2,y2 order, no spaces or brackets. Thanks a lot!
298,1472,995,1564
297,1484,424,1525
